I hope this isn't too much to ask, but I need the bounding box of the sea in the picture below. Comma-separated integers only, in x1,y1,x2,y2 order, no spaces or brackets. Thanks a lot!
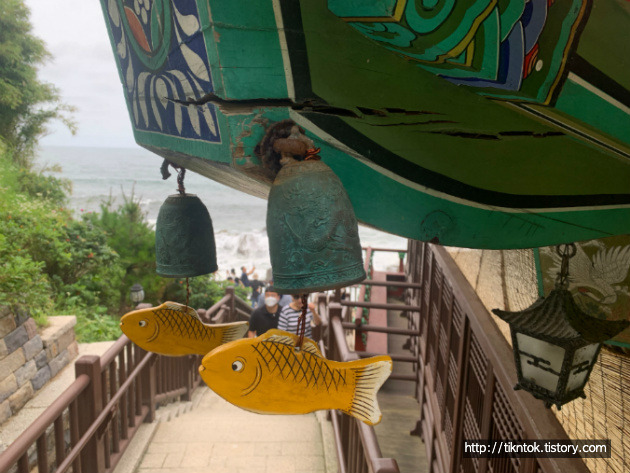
36,146,408,277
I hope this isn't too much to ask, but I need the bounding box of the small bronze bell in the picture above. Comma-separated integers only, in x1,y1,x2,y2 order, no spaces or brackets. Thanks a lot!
263,122,366,294
155,164,217,278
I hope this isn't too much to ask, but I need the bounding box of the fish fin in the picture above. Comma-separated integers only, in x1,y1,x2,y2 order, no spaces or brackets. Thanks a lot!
345,356,392,426
213,321,249,344
259,329,323,357
163,301,201,321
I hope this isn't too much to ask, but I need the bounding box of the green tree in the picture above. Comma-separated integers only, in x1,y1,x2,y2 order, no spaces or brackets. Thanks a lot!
0,0,75,163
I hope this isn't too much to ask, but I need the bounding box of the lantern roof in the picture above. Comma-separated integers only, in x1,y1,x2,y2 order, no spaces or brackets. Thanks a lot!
493,289,630,345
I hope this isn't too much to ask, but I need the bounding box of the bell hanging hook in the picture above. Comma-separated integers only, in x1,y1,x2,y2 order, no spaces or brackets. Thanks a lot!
555,243,576,289
160,159,186,195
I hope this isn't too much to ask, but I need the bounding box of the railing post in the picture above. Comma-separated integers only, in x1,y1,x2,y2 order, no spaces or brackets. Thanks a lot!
142,354,157,423
182,356,194,401
328,303,343,361
226,286,235,322
75,355,105,473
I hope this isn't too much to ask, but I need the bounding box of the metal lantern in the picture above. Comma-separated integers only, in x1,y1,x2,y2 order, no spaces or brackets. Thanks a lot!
267,159,366,294
129,283,145,304
155,193,218,278
492,244,629,409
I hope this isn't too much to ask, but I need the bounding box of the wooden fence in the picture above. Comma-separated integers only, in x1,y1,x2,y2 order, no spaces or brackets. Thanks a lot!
0,287,251,473
405,241,590,473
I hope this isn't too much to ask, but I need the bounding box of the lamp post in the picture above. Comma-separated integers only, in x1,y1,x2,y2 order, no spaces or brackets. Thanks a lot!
493,244,629,409
130,283,145,306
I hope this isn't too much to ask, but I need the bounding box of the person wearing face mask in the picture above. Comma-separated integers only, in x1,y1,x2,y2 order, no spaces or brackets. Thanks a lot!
247,287,283,337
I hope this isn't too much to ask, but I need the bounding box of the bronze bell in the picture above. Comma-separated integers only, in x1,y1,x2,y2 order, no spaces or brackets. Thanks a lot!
155,193,218,278
265,130,366,293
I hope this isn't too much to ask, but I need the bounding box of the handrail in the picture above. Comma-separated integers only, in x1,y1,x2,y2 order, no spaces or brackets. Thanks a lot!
361,279,422,289
341,321,419,336
327,309,400,473
55,351,154,473
234,296,253,314
430,244,585,473
205,294,231,319
0,375,90,471
341,300,421,312
0,285,243,473
362,247,407,253
99,334,130,369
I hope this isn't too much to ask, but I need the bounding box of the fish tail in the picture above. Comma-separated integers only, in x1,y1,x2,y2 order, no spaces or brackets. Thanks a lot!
213,321,249,344
344,356,392,426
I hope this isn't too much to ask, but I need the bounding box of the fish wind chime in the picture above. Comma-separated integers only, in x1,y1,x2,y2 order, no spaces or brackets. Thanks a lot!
198,120,392,425
120,161,247,356
121,126,392,425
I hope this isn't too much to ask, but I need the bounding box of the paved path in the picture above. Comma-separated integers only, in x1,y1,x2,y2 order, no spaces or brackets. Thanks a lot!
136,387,332,473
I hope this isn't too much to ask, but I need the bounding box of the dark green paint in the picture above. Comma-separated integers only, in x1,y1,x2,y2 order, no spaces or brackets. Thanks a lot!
267,160,366,293
155,194,218,277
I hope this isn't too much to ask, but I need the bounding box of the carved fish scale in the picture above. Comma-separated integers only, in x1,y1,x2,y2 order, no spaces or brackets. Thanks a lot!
253,339,347,392
153,307,214,341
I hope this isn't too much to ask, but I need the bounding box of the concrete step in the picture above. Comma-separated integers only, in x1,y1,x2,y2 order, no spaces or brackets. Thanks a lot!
113,387,206,473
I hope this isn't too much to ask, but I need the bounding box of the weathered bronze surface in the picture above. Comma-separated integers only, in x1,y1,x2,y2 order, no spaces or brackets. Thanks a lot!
155,194,218,277
267,159,366,294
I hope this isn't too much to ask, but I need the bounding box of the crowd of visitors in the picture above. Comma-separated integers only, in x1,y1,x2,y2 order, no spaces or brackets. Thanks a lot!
223,265,321,339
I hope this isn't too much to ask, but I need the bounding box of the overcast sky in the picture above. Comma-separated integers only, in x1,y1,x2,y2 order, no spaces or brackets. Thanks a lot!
26,0,136,148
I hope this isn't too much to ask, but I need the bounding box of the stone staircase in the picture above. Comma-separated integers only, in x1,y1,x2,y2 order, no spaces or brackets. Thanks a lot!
112,387,205,473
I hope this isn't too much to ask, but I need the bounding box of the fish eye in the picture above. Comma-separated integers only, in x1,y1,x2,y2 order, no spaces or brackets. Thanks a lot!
139,320,147,327
231,360,244,372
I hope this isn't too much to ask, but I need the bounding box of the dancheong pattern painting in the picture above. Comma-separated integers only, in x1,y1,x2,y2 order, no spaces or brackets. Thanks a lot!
100,0,630,251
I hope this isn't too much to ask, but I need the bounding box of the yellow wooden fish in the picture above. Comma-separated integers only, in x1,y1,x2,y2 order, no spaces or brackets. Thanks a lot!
120,302,248,356
199,329,392,425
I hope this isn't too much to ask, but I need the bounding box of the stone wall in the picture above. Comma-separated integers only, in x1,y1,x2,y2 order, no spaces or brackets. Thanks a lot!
0,307,78,424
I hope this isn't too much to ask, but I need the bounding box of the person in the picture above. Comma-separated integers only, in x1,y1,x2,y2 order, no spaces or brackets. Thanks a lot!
249,273,265,308
240,265,255,287
278,293,292,307
248,287,282,337
278,294,321,340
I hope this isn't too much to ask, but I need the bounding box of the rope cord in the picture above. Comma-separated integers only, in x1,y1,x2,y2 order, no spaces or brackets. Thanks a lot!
177,167,186,195
186,277,190,309
295,294,309,349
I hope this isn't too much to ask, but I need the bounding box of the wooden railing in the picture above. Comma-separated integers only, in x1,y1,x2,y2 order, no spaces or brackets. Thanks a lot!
322,303,400,473
405,241,589,473
0,287,252,473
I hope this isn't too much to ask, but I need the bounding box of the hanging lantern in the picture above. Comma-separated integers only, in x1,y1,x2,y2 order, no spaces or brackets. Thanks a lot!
492,244,629,409
155,164,218,278
262,122,366,294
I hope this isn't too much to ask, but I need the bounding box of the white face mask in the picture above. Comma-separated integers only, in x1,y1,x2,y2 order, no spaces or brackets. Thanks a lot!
264,297,278,307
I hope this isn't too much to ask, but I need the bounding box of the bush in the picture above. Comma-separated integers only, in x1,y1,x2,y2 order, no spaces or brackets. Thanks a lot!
17,166,70,205
84,191,163,313
73,306,121,342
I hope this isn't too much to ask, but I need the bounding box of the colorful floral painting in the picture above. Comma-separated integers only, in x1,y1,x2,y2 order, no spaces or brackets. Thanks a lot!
102,0,220,142
330,0,590,105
